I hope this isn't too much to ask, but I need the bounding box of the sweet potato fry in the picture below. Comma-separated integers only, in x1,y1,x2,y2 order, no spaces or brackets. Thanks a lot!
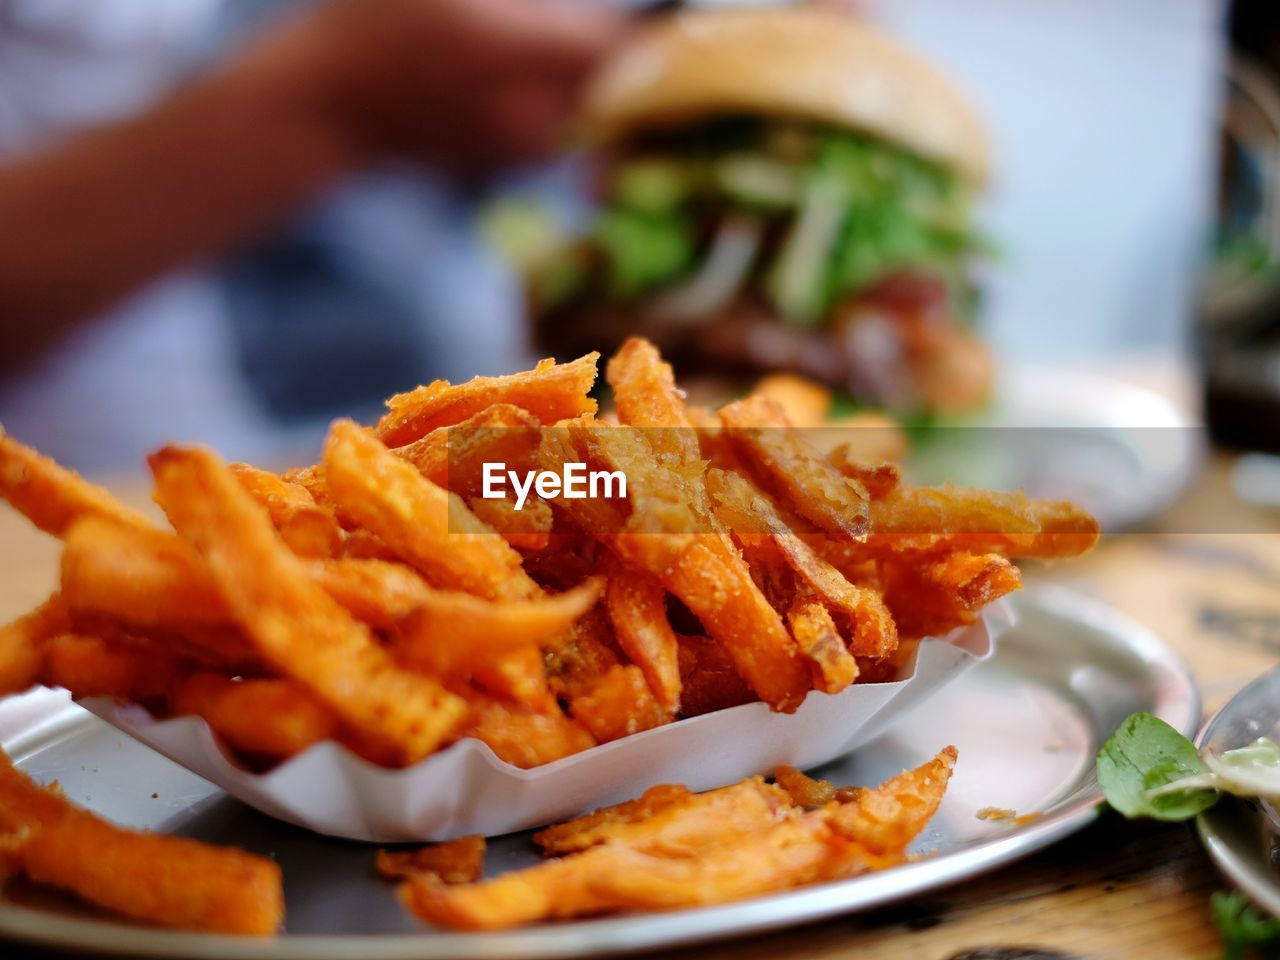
604,565,681,712
787,599,859,694
0,750,283,934
0,595,68,695
63,519,462,646
391,578,602,679
463,695,596,768
868,484,1099,558
827,747,957,853
393,403,541,493
661,538,811,711
44,634,184,701
827,447,901,499
533,784,693,856
605,337,702,466
340,528,400,561
377,836,485,884
535,778,790,857
773,766,837,808
228,464,342,558
169,673,338,761
882,551,1021,638
569,664,670,743
323,419,540,601
150,444,467,765
467,494,553,552
0,428,150,537
720,395,870,541
301,557,434,629
62,518,225,625
376,353,599,447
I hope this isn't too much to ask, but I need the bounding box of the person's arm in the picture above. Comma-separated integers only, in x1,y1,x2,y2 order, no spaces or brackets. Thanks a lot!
0,0,623,374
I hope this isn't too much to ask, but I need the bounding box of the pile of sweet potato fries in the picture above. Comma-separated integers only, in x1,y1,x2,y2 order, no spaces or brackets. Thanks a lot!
0,337,1097,933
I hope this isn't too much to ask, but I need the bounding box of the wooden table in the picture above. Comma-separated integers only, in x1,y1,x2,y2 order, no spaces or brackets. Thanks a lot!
2,456,1279,960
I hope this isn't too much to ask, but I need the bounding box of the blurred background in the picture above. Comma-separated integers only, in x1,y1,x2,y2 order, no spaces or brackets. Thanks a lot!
1,0,1277,520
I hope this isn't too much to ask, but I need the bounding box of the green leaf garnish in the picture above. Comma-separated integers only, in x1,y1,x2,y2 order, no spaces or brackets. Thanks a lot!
1212,890,1280,960
1096,712,1219,820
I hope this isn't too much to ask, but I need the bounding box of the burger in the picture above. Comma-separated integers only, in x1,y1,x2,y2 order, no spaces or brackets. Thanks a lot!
526,6,994,416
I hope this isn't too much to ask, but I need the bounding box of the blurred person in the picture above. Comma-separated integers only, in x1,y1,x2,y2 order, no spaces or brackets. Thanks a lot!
0,0,624,470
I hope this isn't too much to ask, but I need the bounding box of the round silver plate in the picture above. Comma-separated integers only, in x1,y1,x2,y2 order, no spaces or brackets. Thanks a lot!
1196,665,1280,915
0,586,1200,959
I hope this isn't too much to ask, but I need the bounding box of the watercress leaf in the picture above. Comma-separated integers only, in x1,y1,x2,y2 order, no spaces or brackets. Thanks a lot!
1096,712,1219,820
1211,890,1280,960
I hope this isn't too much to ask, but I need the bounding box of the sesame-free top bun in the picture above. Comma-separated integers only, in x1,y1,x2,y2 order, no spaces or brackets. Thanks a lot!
581,7,990,185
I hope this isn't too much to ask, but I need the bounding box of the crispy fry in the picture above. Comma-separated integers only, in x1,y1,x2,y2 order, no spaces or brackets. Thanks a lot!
464,695,596,768
0,595,68,695
535,778,790,857
302,557,434,629
0,428,150,536
377,836,485,884
392,578,602,679
720,395,870,541
0,750,283,934
569,665,670,743
868,483,1100,558
827,747,957,853
324,419,539,601
828,448,901,499
150,444,467,765
228,464,342,558
604,565,681,712
376,353,599,447
606,337,702,465
169,673,338,761
340,528,400,561
44,634,184,701
393,403,541,494
467,494,553,552
882,551,1021,638
661,538,810,711
533,784,693,855
63,517,504,637
787,599,859,694
773,766,837,808
62,518,226,625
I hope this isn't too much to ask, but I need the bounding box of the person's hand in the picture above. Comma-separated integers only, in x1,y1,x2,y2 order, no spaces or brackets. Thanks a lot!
288,0,629,175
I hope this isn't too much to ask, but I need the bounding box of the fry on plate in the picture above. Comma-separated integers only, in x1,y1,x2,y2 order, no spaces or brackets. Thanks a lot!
377,835,486,884
0,750,283,934
401,748,956,930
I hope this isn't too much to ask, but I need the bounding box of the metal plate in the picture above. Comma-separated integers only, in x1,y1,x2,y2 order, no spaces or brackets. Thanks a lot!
1196,665,1280,916
910,363,1200,532
0,586,1200,959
